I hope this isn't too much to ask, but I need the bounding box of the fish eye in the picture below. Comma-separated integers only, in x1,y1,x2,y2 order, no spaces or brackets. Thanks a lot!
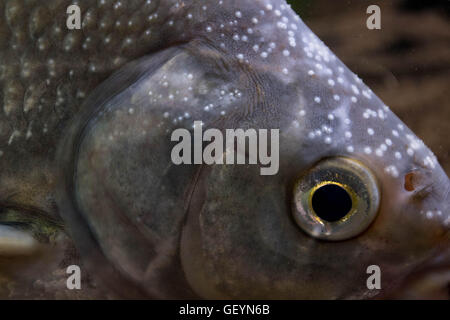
292,157,380,241
310,182,354,222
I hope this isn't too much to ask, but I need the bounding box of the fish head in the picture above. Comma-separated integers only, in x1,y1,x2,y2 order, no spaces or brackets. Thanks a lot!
157,2,449,299
0,0,448,299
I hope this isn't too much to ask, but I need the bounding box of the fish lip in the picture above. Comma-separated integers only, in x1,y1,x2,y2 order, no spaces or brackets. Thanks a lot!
386,238,450,299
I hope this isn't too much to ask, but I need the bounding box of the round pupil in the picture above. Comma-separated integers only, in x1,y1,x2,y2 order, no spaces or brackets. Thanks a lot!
311,184,353,222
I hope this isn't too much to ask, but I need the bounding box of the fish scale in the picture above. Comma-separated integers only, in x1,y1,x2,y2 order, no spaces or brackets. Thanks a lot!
0,0,440,179
0,0,174,154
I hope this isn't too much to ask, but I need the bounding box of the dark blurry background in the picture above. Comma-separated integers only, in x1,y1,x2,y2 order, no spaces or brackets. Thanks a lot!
287,0,450,175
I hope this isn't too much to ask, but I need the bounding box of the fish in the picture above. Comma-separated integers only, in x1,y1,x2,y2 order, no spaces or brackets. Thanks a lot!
0,0,448,299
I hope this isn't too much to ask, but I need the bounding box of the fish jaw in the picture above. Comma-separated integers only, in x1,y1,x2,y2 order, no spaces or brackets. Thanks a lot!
388,234,450,299
364,162,449,299
390,164,450,299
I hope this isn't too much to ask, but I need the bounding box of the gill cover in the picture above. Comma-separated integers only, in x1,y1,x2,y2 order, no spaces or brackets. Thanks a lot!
57,42,267,298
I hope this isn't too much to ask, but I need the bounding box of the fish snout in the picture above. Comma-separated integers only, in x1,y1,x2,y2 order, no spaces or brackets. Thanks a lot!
401,161,449,226
397,170,450,299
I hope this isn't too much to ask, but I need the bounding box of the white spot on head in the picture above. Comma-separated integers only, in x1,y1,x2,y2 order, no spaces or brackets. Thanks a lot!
385,165,399,178
362,90,372,99
378,109,386,119
277,22,288,29
375,149,383,157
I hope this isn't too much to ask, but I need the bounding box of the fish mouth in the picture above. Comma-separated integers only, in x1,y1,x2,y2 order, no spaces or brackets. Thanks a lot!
387,241,450,300
390,171,450,299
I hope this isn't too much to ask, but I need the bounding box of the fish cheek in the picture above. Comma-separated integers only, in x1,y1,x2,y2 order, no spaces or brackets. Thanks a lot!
180,163,366,299
181,164,287,299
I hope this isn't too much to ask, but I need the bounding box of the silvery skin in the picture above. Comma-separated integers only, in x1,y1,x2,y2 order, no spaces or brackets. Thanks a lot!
0,0,448,299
